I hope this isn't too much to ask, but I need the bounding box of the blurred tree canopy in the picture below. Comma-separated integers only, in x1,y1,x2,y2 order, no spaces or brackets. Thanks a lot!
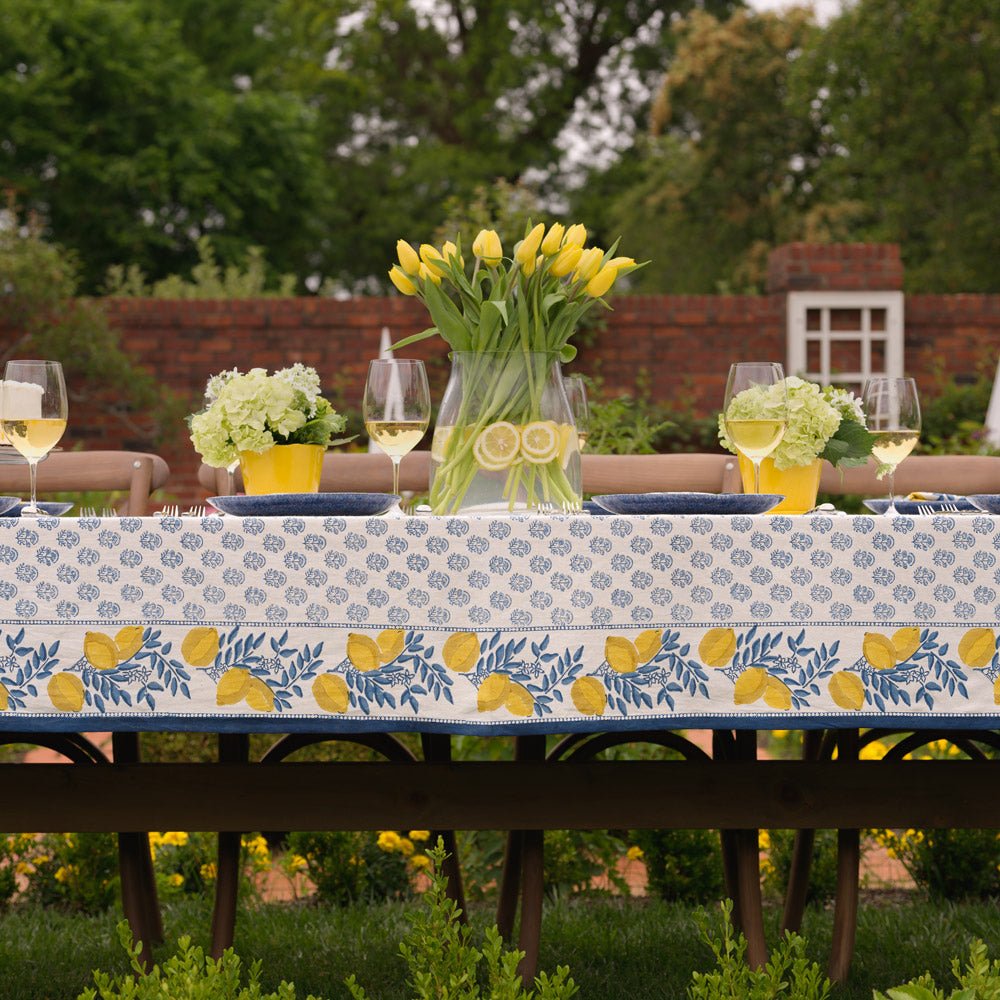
0,0,996,294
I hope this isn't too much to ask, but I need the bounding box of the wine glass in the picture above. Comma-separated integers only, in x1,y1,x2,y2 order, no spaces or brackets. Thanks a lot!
564,374,590,452
723,362,787,495
1,361,68,516
363,359,431,496
862,376,921,515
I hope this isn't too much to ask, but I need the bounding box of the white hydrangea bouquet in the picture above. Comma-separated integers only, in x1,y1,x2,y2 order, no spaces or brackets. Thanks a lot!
189,363,352,467
718,375,874,470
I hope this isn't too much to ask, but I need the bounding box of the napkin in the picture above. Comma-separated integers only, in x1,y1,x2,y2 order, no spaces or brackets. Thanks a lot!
905,492,963,501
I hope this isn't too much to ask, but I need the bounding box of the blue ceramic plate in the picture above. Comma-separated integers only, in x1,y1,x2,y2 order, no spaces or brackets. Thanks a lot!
0,499,73,518
863,497,978,515
591,492,784,516
209,492,400,517
965,495,1000,515
582,500,612,516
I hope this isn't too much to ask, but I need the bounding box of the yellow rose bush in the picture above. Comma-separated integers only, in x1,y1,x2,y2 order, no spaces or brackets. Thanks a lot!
389,222,642,513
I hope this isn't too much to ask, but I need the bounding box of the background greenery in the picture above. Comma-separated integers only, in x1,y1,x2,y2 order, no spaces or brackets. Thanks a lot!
1,0,996,296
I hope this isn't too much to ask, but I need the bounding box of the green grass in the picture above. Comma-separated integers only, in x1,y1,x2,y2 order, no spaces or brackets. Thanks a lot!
0,895,998,999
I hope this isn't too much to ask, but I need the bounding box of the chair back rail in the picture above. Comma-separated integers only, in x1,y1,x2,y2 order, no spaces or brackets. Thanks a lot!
0,451,170,515
581,453,741,495
818,454,1000,496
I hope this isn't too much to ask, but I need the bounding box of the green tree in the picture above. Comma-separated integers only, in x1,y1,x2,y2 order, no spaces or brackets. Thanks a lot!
0,0,329,292
599,8,822,293
795,0,1000,291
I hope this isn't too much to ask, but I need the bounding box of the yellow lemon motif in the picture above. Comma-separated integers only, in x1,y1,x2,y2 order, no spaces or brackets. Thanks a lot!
477,673,510,712
245,677,275,713
48,673,84,713
504,682,534,717
830,671,866,711
571,677,606,716
605,636,639,673
0,680,9,711
181,627,220,667
346,633,381,672
634,629,662,664
862,633,897,671
891,627,921,663
114,626,145,662
443,632,480,673
376,629,406,664
313,674,350,714
699,628,737,668
520,421,560,464
733,667,768,705
83,632,119,671
958,628,996,669
763,676,792,711
216,668,250,706
994,677,1000,706
472,421,520,471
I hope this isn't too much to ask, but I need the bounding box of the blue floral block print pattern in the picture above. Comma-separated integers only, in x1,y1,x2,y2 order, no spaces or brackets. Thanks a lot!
0,512,999,733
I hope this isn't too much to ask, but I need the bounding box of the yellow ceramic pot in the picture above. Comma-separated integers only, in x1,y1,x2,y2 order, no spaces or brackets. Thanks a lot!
738,455,823,515
238,444,325,495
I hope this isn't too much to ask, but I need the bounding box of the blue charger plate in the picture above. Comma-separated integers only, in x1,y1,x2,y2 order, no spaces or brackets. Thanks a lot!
0,499,73,517
863,497,977,515
209,492,400,517
966,495,1000,515
591,492,784,516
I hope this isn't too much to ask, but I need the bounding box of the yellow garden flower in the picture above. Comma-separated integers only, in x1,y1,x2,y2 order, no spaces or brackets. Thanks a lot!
441,241,463,267
200,862,217,881
168,873,184,888
288,854,308,872
377,830,401,852
573,247,604,283
549,244,583,278
585,263,618,298
515,223,545,267
388,265,418,296
625,845,644,861
540,223,565,255
563,223,587,247
419,262,442,286
398,838,415,857
410,854,432,871
419,243,447,277
409,830,431,842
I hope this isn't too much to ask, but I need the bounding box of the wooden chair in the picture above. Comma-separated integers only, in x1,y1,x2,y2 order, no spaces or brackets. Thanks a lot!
0,450,170,515
818,454,1000,497
582,452,741,495
199,451,433,496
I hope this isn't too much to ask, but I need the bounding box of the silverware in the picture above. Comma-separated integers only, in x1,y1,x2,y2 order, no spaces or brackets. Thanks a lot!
183,505,207,518
155,505,180,518
916,502,961,515
79,506,96,518
100,507,119,518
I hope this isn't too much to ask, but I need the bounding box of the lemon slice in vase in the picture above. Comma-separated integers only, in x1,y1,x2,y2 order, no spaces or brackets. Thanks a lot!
473,421,521,471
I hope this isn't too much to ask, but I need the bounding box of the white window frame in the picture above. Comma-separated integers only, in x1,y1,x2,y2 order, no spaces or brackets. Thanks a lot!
786,290,904,387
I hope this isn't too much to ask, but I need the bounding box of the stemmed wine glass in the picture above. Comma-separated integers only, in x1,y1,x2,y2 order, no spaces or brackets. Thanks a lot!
564,374,590,452
1,361,68,516
862,376,921,515
363,359,431,496
723,362,787,495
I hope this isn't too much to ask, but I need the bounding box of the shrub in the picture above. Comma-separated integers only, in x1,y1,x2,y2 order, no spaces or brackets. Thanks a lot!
14,831,119,912
688,899,831,1000
874,827,1000,900
543,829,630,899
634,828,724,903
345,842,578,1000
149,831,271,901
760,829,841,906
874,938,1000,1000
284,829,420,906
78,921,322,1000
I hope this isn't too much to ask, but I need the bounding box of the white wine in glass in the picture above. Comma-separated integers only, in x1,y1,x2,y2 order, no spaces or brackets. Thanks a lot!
723,362,787,494
363,359,431,496
564,374,590,451
863,376,921,515
1,361,68,516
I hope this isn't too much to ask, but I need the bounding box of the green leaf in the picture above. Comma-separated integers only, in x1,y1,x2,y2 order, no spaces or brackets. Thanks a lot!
389,327,440,351
486,299,508,325
559,343,578,364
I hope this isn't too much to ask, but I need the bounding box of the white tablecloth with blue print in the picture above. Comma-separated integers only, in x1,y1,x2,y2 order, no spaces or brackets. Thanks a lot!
1,511,999,734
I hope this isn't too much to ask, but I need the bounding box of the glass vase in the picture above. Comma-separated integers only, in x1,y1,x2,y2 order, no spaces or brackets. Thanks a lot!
430,352,582,514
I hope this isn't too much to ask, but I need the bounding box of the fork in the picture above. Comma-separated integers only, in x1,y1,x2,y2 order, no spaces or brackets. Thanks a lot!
183,505,207,518
917,502,960,515
100,507,119,518
79,506,97,518
155,504,181,517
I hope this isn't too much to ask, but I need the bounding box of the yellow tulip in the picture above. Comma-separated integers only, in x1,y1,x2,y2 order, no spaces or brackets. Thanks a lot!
573,247,604,283
419,244,447,277
585,263,619,297
388,265,417,295
441,241,463,267
549,244,583,277
514,223,545,266
472,229,503,265
396,239,421,276
521,254,537,277
603,256,636,270
563,223,587,247
540,223,565,255
419,262,441,286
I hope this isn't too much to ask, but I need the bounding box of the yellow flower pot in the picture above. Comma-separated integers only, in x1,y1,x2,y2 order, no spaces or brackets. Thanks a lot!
738,454,823,515
238,444,325,495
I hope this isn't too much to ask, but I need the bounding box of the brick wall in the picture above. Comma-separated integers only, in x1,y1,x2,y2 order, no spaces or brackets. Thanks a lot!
2,244,998,505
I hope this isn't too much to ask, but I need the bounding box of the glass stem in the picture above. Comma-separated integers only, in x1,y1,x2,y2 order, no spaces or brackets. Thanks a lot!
27,458,38,510
887,468,896,514
391,457,401,496
752,460,761,495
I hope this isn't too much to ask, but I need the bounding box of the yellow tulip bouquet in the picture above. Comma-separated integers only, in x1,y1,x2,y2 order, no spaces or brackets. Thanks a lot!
389,222,640,513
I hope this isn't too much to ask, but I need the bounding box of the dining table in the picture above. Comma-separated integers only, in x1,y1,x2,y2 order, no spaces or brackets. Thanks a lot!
2,506,1000,981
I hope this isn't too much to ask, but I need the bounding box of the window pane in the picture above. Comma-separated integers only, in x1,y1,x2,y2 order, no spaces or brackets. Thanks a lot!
830,308,862,332
806,308,822,332
831,339,861,374
870,308,887,332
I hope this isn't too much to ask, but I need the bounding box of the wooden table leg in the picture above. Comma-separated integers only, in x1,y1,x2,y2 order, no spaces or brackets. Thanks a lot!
517,828,544,983
731,730,767,969
782,729,825,934
828,730,861,984
497,830,523,940
112,733,162,970
211,733,250,959
420,733,466,920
